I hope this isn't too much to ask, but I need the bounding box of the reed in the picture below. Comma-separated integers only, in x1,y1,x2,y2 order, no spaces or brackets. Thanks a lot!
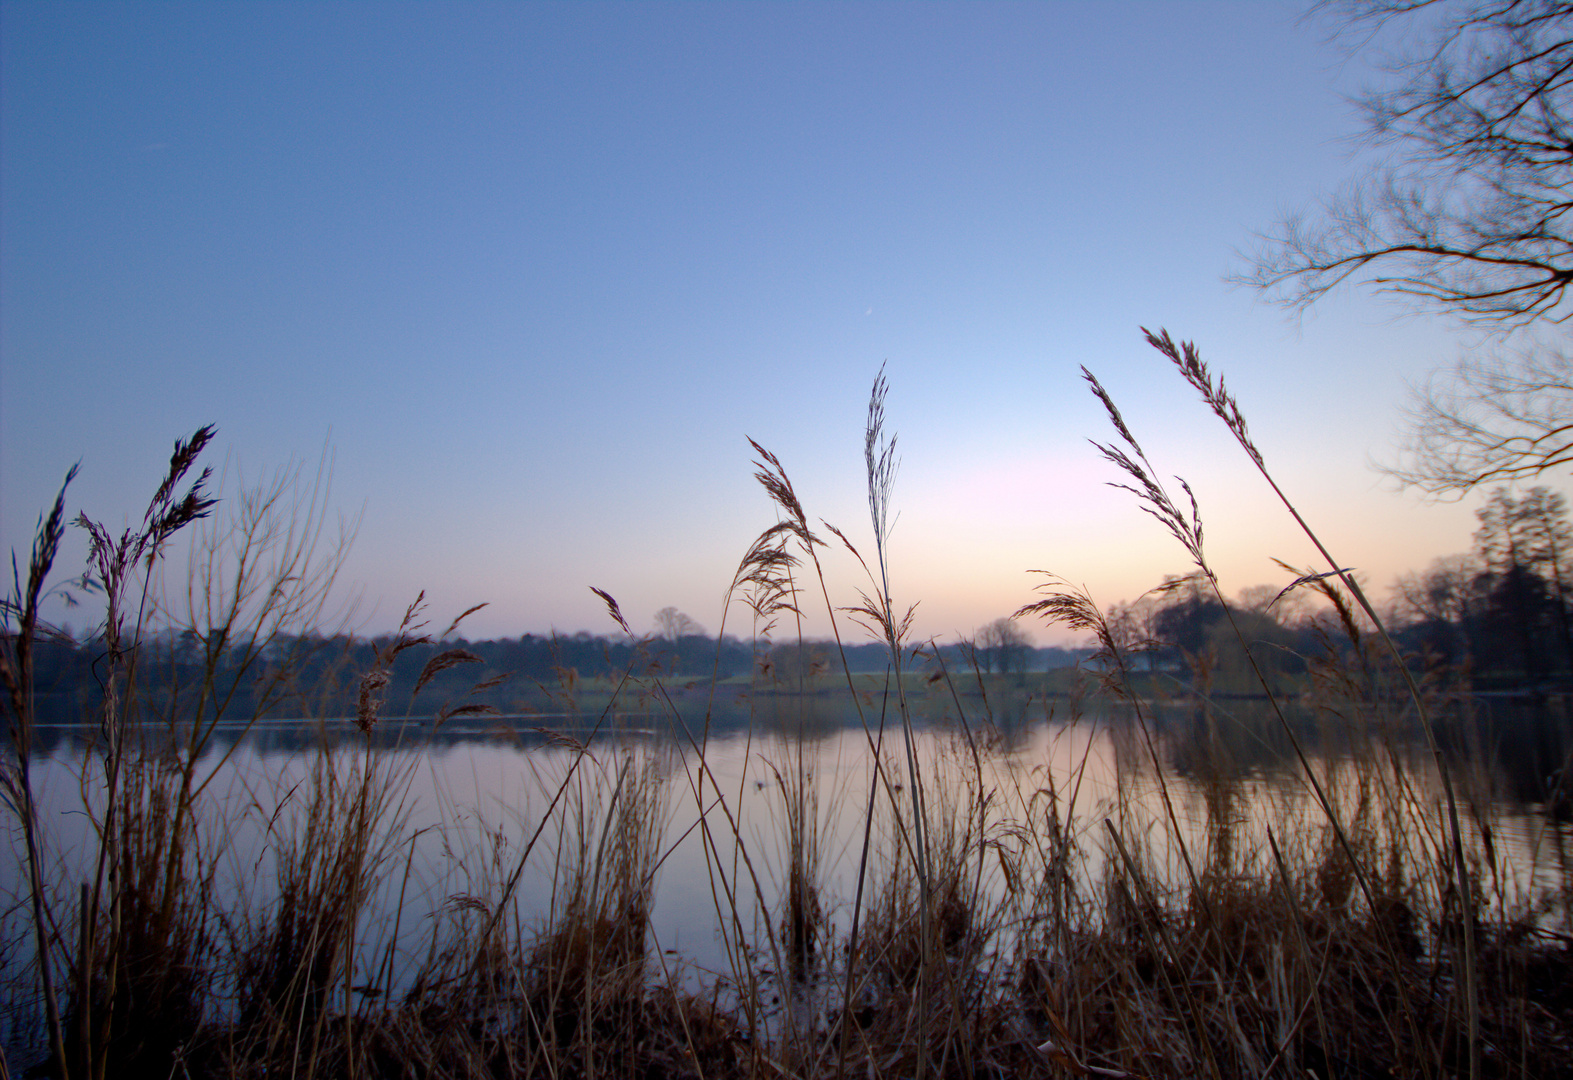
3,345,1572,1079
1,464,79,1076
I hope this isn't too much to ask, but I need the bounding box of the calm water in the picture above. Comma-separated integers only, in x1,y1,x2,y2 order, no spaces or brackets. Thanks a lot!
4,690,1571,1056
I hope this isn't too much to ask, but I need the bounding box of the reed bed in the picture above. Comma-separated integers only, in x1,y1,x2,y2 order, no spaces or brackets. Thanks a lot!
4,337,1572,1079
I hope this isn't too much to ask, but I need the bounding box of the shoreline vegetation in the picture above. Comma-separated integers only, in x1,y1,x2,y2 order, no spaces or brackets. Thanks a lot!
5,336,1573,1079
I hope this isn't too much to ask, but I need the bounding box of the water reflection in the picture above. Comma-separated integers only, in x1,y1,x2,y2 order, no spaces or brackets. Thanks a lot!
6,691,1570,1014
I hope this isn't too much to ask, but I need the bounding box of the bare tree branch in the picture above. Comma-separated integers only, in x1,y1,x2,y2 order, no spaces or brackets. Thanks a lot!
1240,1,1573,325
1243,2,1573,491
1390,345,1573,491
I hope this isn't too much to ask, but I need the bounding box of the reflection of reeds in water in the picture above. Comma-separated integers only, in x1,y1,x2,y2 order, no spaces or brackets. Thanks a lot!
6,343,1573,1079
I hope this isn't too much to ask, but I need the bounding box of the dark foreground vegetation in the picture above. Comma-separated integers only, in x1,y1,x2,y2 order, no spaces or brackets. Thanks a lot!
5,337,1573,1080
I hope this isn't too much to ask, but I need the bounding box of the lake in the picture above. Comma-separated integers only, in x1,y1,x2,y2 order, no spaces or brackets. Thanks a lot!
4,687,1571,1069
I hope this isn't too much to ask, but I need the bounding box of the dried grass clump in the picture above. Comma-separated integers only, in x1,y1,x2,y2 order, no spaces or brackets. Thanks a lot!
67,746,220,1080
514,748,667,1063
231,751,412,1050
7,344,1573,1080
1006,834,1565,1080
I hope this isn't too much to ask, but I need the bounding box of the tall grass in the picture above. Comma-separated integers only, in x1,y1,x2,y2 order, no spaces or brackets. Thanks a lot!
4,339,1572,1079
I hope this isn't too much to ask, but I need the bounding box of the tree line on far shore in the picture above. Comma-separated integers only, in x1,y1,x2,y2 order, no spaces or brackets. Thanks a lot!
19,612,1093,725
21,479,1573,730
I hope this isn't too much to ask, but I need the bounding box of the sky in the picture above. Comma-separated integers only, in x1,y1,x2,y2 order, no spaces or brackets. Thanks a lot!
1,1,1552,647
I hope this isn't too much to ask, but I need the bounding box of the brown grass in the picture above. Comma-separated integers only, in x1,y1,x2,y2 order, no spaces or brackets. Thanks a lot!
3,346,1572,1079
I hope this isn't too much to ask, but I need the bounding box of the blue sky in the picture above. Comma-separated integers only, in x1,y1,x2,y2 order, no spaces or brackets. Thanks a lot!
1,1,1526,644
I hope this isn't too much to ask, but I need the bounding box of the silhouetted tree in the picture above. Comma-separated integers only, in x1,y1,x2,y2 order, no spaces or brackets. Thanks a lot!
649,607,706,675
653,606,703,642
1243,0,1573,492
1107,595,1164,670
1472,486,1573,674
976,616,1031,676
1152,574,1228,669
1393,554,1481,664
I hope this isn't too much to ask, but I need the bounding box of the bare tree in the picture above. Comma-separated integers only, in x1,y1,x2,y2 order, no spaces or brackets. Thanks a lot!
1235,584,1279,617
1474,485,1571,572
1471,484,1573,668
1393,552,1480,626
1106,595,1164,670
1393,346,1573,492
976,616,1031,676
1241,1,1573,490
1246,0,1573,325
652,606,703,642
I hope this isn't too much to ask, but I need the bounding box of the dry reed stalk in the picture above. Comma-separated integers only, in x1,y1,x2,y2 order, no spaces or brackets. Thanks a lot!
223,746,412,1076
1,465,80,1079
843,369,943,1080
1037,354,1451,1065
736,440,905,1076
637,432,902,1067
9,374,1573,1079
69,430,217,1080
1006,355,1522,1075
581,580,792,1053
1145,326,1483,1079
